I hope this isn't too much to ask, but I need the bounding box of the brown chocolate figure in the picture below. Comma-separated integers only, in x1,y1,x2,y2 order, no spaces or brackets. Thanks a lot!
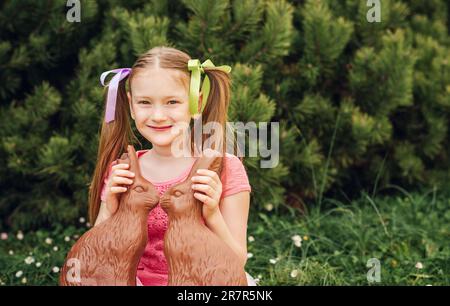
59,145,159,286
160,150,248,286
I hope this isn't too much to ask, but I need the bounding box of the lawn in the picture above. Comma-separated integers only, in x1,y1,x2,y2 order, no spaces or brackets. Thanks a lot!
1,187,449,285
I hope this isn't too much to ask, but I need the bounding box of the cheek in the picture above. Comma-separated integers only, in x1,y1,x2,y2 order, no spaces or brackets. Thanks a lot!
133,108,149,121
172,106,191,122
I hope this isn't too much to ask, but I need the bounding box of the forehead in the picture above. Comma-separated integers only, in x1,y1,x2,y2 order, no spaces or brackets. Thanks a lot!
131,67,189,98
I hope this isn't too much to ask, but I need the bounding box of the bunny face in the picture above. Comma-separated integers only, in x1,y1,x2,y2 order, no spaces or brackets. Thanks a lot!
126,180,160,211
160,152,223,217
118,145,160,212
160,180,198,216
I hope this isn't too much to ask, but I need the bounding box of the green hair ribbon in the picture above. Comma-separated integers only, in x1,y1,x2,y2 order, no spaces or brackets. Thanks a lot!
187,59,231,116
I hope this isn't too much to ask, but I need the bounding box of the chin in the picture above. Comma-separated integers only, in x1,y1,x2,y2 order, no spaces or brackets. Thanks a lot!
147,136,176,147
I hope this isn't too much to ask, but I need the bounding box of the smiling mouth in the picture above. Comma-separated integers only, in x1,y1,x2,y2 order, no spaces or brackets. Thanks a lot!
148,125,173,130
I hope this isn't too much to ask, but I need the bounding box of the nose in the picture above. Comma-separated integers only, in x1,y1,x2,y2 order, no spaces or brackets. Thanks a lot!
151,105,168,122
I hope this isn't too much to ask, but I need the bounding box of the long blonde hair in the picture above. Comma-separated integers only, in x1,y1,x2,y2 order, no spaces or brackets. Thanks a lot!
88,46,234,224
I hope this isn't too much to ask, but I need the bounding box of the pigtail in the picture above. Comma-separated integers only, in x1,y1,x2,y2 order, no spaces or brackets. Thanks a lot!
192,68,242,163
88,78,140,224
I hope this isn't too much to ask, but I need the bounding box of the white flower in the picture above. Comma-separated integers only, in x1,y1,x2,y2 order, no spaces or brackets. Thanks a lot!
291,235,302,243
15,270,23,278
64,236,70,242
254,274,263,284
248,236,255,243
21,277,27,284
269,258,278,264
290,269,299,278
52,266,60,273
291,235,302,248
24,256,35,265
8,250,14,255
45,238,53,245
35,262,42,268
53,246,59,252
1,232,8,240
86,222,91,228
73,234,79,239
79,217,86,224
264,203,274,212
247,253,253,259
16,231,24,240
415,262,423,269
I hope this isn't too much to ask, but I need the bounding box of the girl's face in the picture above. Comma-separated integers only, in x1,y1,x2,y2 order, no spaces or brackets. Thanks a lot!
128,67,191,150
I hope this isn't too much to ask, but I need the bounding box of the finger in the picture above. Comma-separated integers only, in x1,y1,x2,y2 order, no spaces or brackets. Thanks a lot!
192,184,216,198
193,192,213,205
112,176,134,185
191,175,218,189
112,163,129,170
195,169,220,183
114,169,135,178
110,186,128,193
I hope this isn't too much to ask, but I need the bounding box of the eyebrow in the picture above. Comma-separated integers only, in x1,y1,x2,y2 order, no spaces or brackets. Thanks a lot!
134,95,184,100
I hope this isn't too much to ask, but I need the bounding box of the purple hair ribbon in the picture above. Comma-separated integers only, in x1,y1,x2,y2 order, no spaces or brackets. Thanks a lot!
100,68,131,123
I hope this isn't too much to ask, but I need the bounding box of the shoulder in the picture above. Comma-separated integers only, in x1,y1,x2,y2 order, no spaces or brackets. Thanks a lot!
201,149,247,175
220,152,251,199
222,152,247,172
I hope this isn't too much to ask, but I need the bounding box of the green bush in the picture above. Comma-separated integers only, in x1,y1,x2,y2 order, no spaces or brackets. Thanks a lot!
0,0,448,233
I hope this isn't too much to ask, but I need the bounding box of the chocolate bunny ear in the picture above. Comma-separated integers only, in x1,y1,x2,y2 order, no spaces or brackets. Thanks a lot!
116,145,140,176
208,154,223,175
126,145,141,176
188,149,223,180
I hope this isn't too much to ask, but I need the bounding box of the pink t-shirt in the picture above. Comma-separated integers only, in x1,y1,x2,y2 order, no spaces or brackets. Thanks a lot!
100,149,251,286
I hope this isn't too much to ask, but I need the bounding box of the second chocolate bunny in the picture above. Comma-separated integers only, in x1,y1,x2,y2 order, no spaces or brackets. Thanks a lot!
160,150,248,286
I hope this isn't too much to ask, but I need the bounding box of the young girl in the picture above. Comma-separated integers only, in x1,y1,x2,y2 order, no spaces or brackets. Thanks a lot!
88,46,256,286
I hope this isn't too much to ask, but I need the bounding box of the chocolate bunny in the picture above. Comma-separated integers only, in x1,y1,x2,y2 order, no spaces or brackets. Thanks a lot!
160,149,248,286
59,145,159,286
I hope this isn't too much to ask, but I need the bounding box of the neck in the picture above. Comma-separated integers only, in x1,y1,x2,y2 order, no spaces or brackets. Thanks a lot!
151,145,173,159
150,144,193,162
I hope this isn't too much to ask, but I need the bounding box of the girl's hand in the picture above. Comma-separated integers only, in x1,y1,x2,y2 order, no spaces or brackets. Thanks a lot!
104,162,135,216
191,169,222,221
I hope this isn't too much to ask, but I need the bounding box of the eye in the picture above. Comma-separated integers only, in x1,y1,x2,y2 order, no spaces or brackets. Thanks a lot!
133,186,144,193
168,100,180,105
138,100,151,104
173,190,183,197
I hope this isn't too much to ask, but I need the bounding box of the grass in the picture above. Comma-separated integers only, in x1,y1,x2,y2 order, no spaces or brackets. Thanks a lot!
0,188,449,286
245,188,450,285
